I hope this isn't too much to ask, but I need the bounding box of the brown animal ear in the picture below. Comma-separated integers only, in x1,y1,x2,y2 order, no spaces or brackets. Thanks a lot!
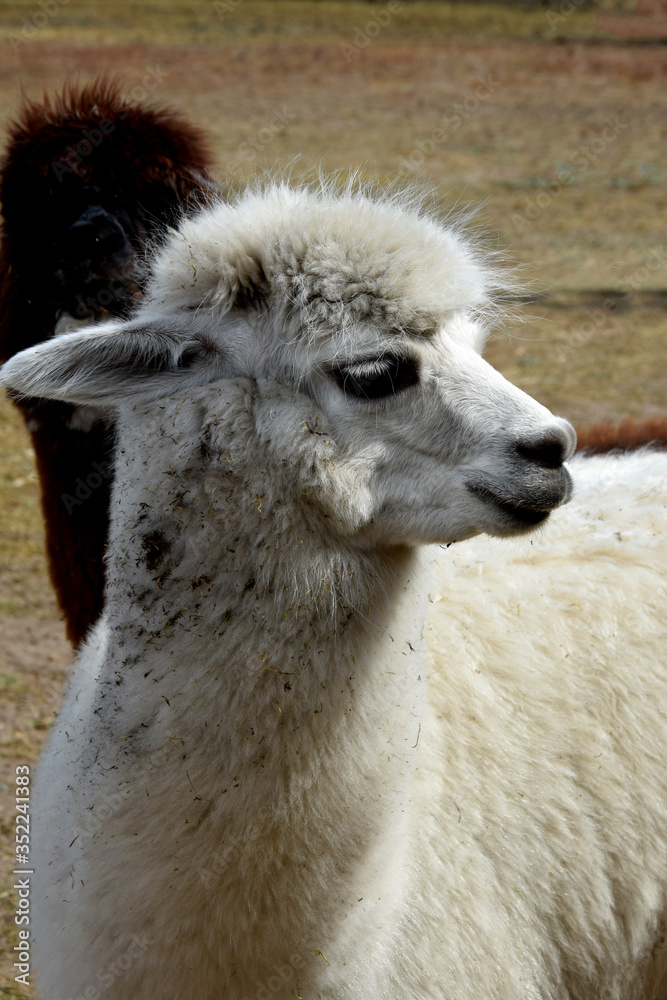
0,316,237,407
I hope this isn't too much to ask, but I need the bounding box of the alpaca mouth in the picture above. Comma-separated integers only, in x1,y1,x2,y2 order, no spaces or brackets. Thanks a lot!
467,485,552,526
466,468,573,528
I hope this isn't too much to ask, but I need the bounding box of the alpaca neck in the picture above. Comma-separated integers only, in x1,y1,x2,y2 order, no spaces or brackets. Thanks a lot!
104,509,430,793
101,407,431,967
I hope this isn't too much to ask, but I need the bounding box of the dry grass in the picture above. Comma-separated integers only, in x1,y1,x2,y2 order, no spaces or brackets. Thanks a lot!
0,1,665,993
0,0,632,49
485,304,667,422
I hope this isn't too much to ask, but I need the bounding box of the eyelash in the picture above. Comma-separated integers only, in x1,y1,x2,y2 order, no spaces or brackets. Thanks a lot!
331,354,420,401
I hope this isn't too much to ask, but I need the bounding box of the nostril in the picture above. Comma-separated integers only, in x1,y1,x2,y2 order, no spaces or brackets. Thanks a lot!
515,433,569,469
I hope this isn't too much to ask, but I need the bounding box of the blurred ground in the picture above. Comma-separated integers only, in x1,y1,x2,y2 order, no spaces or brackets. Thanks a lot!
0,2,665,995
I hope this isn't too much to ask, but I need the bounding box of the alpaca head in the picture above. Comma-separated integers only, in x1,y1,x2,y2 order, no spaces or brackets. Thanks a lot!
1,183,575,547
0,78,213,330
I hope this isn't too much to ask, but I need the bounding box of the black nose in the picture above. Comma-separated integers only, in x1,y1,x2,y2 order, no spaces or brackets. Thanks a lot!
64,207,128,258
514,430,572,469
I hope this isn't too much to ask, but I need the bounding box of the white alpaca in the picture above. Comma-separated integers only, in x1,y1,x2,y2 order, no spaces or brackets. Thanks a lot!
3,183,666,1000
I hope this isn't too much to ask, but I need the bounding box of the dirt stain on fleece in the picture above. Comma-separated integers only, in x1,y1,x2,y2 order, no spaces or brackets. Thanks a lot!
141,530,172,573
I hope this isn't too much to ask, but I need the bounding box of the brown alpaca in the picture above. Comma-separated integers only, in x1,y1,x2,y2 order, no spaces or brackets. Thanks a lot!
0,79,215,645
576,417,667,454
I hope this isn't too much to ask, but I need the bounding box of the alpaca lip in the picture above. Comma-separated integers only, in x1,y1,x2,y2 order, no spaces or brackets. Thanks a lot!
466,471,572,526
467,484,550,525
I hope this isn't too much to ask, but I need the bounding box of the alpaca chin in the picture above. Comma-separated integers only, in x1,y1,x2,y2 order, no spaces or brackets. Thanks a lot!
464,465,574,535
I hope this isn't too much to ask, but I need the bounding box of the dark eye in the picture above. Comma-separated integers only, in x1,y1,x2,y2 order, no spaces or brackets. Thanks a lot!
332,354,420,401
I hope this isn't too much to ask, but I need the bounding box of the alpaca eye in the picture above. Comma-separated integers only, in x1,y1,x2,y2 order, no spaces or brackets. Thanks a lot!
333,355,420,401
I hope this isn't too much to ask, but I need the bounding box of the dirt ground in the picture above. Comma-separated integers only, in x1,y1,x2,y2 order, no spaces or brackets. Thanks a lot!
0,2,665,995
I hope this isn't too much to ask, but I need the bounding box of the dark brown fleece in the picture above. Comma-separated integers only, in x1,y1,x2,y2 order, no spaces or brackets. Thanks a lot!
0,78,215,645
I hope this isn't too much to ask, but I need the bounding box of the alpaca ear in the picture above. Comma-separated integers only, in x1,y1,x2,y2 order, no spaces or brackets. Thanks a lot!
0,316,237,407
